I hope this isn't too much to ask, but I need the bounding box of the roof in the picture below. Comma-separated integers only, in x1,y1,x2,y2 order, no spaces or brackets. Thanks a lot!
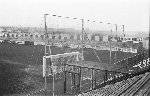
67,60,109,70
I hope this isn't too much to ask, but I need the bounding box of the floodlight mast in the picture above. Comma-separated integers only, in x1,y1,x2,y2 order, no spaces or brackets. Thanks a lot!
44,13,49,96
81,19,84,60
107,23,112,65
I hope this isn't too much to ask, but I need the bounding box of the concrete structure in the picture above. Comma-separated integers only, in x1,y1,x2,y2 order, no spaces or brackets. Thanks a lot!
143,37,149,49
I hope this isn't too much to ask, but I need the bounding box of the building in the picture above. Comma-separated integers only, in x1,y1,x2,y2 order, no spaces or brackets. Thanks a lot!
95,36,99,41
103,36,109,42
143,37,149,49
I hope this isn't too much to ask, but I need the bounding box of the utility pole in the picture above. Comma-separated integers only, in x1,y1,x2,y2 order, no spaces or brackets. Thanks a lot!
44,13,49,96
81,19,84,60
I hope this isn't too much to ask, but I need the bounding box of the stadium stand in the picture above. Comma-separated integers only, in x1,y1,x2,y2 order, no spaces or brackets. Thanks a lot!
78,72,150,96
121,72,150,96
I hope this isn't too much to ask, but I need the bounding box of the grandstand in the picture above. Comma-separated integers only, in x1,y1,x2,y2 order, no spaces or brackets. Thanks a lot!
78,70,150,96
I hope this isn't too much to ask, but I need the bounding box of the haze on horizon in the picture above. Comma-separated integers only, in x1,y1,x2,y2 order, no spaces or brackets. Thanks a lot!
0,0,149,36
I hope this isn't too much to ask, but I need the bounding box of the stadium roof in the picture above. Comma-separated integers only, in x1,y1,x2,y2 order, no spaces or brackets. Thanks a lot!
67,60,109,70
67,60,131,74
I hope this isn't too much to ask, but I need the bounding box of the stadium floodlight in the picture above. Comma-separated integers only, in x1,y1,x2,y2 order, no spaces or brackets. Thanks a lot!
73,18,77,19
45,14,49,15
52,15,56,16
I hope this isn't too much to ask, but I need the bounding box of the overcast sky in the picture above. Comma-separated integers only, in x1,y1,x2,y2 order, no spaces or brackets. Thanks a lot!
0,0,149,33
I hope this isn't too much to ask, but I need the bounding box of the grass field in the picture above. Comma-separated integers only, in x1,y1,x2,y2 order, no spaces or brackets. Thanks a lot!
0,42,148,95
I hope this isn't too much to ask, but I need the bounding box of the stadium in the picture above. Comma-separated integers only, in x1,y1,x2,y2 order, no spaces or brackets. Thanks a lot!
0,13,149,96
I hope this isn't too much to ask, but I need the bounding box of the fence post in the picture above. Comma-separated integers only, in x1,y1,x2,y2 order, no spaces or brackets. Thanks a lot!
103,75,106,86
78,66,81,93
105,70,107,83
71,66,75,94
91,68,95,90
91,68,94,90
113,71,116,84
94,69,97,89
64,64,66,94
64,71,66,94
71,72,73,94
73,73,75,89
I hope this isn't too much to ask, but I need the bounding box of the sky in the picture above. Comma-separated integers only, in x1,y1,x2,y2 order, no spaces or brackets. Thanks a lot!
0,0,149,34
